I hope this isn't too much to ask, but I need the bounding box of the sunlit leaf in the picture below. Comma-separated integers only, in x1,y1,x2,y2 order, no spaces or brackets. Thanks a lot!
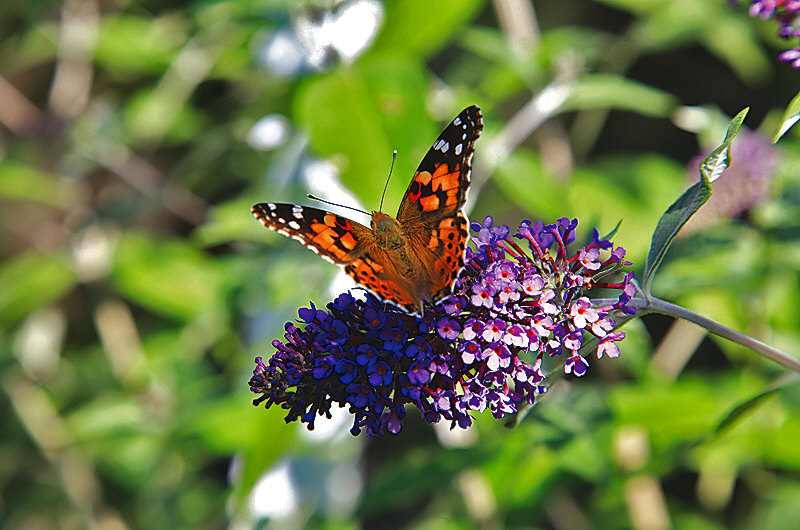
563,74,677,117
373,0,485,57
295,54,431,206
642,108,748,294
111,232,231,321
0,252,75,325
775,89,800,142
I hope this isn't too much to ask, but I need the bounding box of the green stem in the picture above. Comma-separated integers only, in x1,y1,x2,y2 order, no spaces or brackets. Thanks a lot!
594,296,800,372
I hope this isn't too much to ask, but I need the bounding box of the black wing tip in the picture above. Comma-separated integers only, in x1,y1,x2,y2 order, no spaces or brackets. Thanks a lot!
456,105,484,136
251,203,269,216
461,104,482,119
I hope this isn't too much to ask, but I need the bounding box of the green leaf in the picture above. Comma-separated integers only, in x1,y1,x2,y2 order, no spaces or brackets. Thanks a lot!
712,388,779,438
0,162,79,207
712,375,800,439
94,14,187,74
295,54,432,206
642,108,748,295
0,252,76,325
493,150,565,220
111,232,231,321
562,74,677,118
372,0,485,57
774,89,800,142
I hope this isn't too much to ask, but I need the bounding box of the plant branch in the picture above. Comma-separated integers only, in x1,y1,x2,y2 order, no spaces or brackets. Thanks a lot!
593,297,800,372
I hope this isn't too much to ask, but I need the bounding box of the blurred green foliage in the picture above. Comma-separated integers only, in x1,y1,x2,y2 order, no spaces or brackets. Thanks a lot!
1,0,799,528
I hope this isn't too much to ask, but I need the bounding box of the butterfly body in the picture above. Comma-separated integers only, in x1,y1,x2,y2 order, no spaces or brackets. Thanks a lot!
252,105,483,315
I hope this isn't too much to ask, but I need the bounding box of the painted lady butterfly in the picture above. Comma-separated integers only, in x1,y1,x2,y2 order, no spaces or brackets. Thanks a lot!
252,105,483,315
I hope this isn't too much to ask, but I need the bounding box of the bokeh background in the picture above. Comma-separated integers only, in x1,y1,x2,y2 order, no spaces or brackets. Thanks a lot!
1,0,799,528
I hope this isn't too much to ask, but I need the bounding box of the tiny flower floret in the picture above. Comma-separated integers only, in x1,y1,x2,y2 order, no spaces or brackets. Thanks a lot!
250,217,634,436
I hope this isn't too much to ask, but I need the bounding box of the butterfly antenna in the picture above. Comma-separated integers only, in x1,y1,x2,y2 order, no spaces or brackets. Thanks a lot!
379,150,397,212
306,194,370,216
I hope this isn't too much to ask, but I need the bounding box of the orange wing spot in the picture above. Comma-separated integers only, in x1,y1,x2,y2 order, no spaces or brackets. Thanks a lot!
339,231,357,250
312,227,338,249
310,221,328,234
323,212,339,227
445,189,459,206
432,162,451,179
366,258,384,273
414,170,432,186
427,232,439,249
420,194,440,212
431,168,460,192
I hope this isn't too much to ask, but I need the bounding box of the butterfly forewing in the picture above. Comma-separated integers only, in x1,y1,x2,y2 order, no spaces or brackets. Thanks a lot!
251,203,370,265
396,105,483,223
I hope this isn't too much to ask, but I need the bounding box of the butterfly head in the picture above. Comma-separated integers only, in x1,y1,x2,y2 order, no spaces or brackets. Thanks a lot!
371,211,405,250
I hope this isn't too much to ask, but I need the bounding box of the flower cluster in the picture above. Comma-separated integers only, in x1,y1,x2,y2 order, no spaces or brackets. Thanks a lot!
250,217,636,436
735,0,800,67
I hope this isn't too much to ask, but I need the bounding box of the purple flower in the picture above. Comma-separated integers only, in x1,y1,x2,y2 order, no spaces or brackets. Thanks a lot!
335,359,357,384
577,247,601,271
570,297,600,328
481,319,506,342
437,317,461,340
565,354,589,377
471,281,496,308
459,340,480,363
483,343,512,371
462,318,484,340
250,216,635,436
356,344,378,366
367,361,393,386
735,1,800,67
598,331,626,359
406,360,431,385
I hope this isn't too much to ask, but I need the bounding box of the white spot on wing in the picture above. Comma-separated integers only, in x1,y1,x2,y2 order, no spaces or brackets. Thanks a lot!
454,143,463,155
288,220,301,230
267,203,277,210
292,205,304,219
439,141,449,152
453,117,462,125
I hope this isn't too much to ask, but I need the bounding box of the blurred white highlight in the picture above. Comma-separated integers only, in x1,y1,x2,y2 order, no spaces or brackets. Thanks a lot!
250,461,297,519
247,114,291,151
260,0,383,75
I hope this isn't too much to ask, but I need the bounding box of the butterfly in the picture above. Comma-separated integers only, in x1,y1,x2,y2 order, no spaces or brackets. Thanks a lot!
251,105,483,315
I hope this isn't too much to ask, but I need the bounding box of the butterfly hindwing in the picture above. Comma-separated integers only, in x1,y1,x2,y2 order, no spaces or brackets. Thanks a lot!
251,203,370,265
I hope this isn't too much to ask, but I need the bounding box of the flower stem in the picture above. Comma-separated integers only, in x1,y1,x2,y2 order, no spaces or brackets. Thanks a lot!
593,296,800,372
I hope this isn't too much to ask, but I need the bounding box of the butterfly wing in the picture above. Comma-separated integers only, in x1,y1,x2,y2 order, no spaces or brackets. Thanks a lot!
251,203,371,265
251,202,417,309
396,105,483,302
